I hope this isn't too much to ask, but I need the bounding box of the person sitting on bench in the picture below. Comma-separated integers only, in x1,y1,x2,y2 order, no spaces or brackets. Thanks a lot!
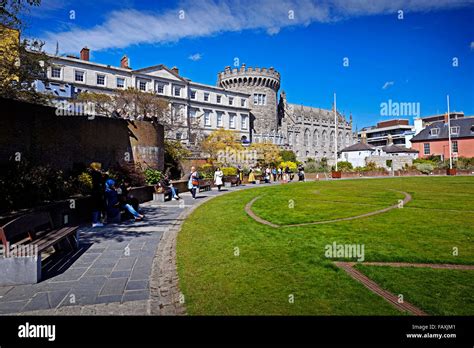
158,174,181,200
119,179,144,221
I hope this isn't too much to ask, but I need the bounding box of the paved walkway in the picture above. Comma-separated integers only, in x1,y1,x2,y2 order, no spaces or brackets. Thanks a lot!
0,183,261,315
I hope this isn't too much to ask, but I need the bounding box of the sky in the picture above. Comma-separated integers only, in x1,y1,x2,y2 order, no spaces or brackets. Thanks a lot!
21,0,474,128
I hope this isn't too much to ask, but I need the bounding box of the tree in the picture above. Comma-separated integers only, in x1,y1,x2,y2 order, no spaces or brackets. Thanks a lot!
250,142,282,167
76,92,114,117
164,139,191,178
200,129,243,163
0,0,50,103
280,150,297,162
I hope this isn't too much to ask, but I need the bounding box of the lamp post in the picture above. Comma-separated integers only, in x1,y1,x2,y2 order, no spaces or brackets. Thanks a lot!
334,93,338,172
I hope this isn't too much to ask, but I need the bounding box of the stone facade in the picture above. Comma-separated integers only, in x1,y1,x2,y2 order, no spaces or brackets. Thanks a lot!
218,65,355,162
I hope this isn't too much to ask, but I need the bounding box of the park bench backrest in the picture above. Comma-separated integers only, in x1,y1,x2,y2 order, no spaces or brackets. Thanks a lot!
0,211,53,246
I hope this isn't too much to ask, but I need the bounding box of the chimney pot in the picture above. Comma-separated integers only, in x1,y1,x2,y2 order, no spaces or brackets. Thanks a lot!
80,47,90,61
171,66,179,75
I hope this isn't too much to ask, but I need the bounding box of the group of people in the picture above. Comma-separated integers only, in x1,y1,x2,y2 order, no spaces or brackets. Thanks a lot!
90,162,144,228
247,165,305,184
90,162,307,226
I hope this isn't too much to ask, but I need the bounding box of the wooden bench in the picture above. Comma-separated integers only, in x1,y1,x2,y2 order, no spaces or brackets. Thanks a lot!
198,179,212,192
0,212,79,285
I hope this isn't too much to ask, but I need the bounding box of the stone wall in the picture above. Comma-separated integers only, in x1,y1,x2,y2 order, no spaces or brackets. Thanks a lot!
0,97,164,171
366,155,413,171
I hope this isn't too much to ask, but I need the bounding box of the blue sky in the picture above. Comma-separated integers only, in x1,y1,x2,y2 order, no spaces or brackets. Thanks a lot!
22,0,474,128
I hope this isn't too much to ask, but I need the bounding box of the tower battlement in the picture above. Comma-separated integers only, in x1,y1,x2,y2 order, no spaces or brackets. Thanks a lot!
218,64,280,91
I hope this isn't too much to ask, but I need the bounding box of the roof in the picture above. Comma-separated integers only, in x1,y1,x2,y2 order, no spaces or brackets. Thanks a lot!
340,142,376,152
382,145,418,153
411,117,474,142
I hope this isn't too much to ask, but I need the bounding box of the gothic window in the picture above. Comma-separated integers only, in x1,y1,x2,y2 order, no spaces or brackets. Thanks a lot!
295,133,300,146
330,130,335,147
345,133,350,146
322,130,327,147
313,129,319,146
304,129,310,147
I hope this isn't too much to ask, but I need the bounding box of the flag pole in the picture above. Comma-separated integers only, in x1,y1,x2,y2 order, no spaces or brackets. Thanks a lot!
334,93,338,172
447,95,452,169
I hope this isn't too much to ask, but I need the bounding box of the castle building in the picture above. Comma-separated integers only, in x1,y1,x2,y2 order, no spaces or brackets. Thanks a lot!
37,47,355,162
218,65,354,162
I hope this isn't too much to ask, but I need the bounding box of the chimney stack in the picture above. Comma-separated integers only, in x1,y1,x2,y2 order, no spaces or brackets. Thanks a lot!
171,66,179,75
121,55,130,69
80,47,90,61
444,112,449,123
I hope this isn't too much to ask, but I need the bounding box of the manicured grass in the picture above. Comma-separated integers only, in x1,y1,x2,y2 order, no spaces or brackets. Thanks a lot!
355,265,474,315
176,177,474,315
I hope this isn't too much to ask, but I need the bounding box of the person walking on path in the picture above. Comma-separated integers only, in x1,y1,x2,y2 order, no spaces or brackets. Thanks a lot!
90,162,106,227
214,167,224,191
248,167,256,184
272,167,277,182
188,166,200,199
278,167,283,181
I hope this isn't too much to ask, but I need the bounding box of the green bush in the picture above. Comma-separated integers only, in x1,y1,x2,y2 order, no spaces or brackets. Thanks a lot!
336,161,353,172
415,162,434,174
457,157,474,170
144,168,163,185
77,171,93,193
198,164,214,179
280,150,297,162
222,167,237,176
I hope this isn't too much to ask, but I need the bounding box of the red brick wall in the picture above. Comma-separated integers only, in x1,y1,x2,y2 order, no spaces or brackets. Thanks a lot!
412,138,474,158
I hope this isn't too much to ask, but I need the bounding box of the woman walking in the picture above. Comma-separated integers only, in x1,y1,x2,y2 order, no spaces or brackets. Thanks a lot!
214,167,224,191
188,166,200,199
248,167,255,184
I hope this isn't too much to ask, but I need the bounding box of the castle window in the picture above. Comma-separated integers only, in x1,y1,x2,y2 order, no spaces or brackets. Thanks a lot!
229,97,234,105
97,74,105,86
74,70,85,82
116,77,125,88
241,99,246,107
241,114,248,129
51,67,61,79
204,111,211,127
229,114,236,128
217,95,221,103
253,94,266,105
204,92,209,101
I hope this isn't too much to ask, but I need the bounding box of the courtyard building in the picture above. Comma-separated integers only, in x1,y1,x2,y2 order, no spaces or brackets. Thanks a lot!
358,119,415,148
37,48,356,161
410,116,474,159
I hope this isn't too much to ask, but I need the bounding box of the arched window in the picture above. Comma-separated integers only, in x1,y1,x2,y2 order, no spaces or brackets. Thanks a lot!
295,133,300,146
345,133,350,146
304,129,310,147
330,130,335,147
288,132,293,145
313,129,319,146
322,130,327,147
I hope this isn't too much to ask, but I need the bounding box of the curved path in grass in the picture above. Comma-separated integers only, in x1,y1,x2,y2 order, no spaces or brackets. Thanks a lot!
244,190,412,228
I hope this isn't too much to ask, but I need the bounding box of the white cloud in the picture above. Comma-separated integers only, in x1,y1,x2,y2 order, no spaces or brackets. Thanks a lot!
40,0,473,53
382,81,394,89
188,53,203,61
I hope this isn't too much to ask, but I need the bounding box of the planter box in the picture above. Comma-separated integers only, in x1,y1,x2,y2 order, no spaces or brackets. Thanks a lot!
331,171,342,179
447,168,457,176
153,192,165,203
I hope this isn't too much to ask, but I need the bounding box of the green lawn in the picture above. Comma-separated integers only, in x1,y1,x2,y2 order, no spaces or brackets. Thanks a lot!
176,176,474,315
355,265,474,315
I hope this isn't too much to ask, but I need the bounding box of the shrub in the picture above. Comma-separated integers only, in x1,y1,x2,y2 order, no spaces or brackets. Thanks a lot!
415,162,434,174
279,161,297,172
198,163,214,179
77,171,93,193
222,167,237,176
457,157,474,170
144,169,163,185
336,161,353,172
280,150,297,162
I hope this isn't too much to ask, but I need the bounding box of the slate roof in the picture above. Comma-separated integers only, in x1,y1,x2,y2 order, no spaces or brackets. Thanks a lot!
340,142,376,152
411,117,474,142
382,145,418,153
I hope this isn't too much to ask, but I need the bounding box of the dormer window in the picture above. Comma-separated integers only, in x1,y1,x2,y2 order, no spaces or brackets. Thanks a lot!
430,128,440,136
450,126,460,135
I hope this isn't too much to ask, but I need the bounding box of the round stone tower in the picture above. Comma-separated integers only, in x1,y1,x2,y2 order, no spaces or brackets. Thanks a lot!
218,64,280,136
